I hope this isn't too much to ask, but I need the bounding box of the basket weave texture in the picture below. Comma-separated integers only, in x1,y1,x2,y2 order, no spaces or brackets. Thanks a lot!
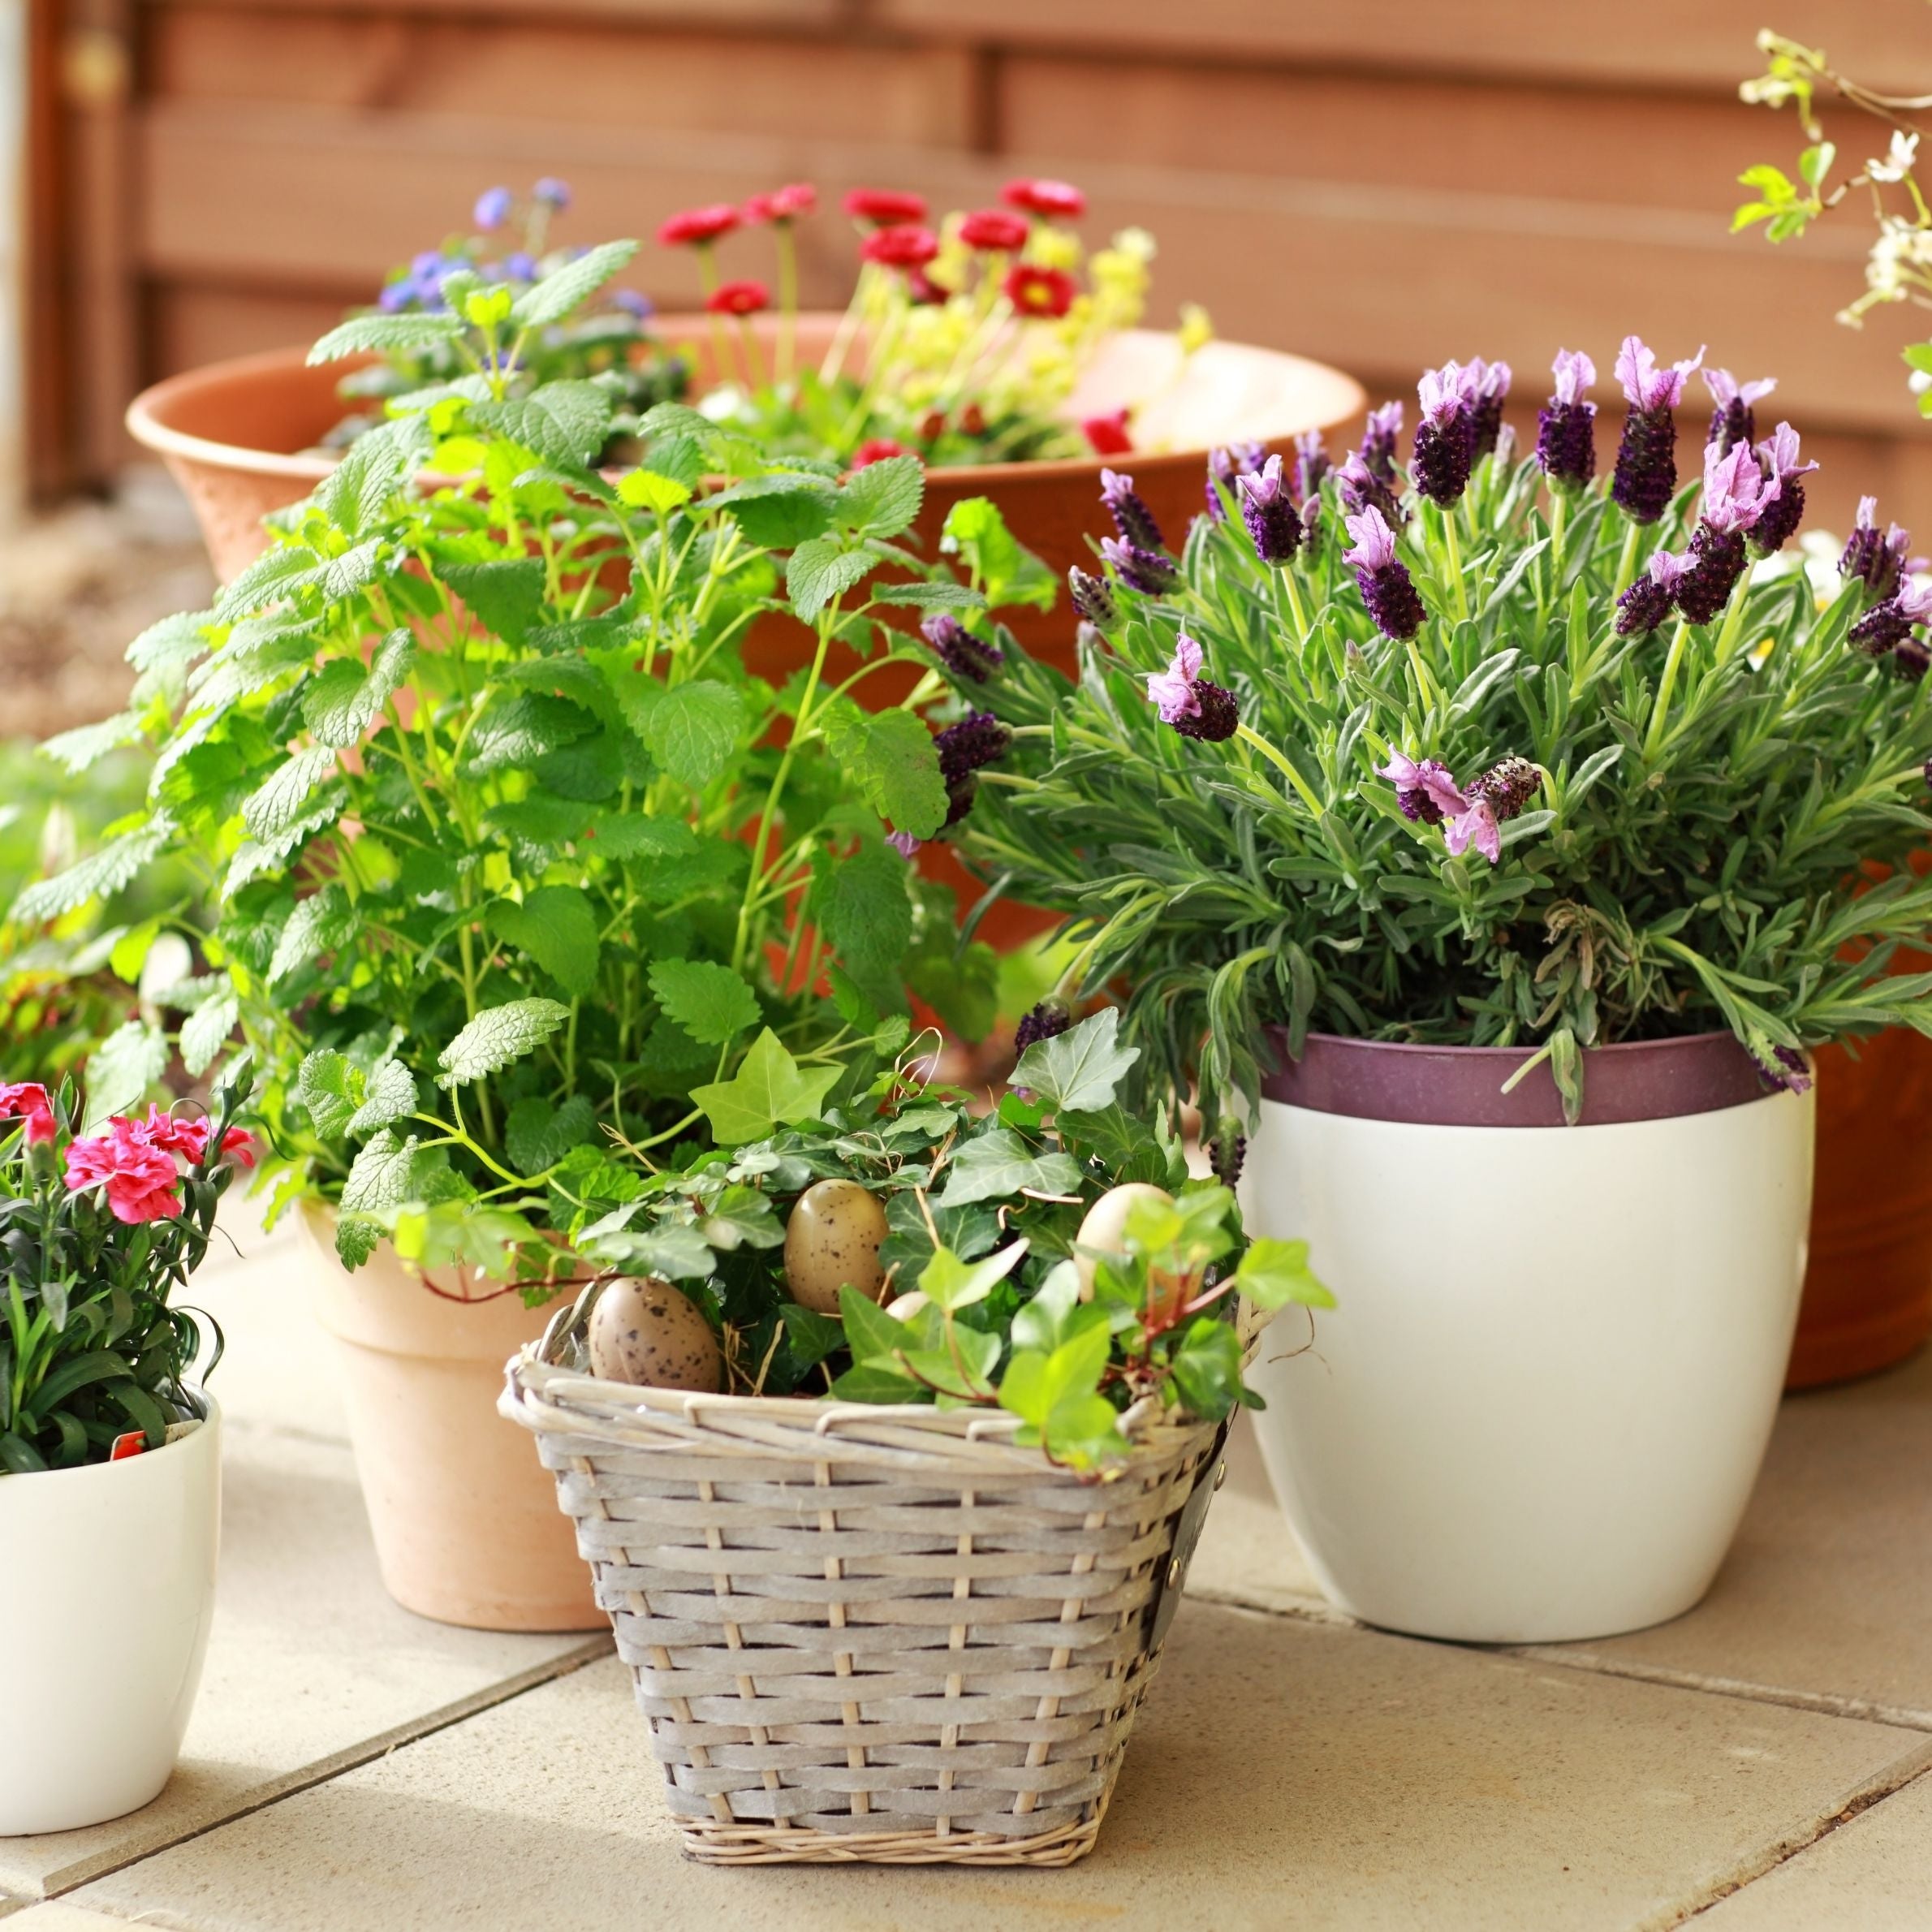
502,1309,1226,1866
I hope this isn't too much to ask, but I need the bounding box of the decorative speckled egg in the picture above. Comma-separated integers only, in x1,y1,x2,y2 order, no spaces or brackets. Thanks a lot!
587,1277,722,1391
783,1179,891,1314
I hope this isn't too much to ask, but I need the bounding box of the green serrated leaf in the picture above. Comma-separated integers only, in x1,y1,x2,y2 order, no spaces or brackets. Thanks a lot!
345,1059,418,1138
440,558,546,645
435,998,571,1089
504,1093,596,1173
308,312,466,364
787,538,877,620
510,239,639,330
488,886,600,998
819,703,947,839
340,1129,425,1211
11,822,169,925
649,958,760,1046
470,381,615,468
179,989,239,1077
243,748,337,844
298,1049,358,1140
80,1020,168,1130
626,679,745,789
816,842,913,987
839,455,925,539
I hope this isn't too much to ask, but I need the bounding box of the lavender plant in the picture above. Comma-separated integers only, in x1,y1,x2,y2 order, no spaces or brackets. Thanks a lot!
955,343,1932,1127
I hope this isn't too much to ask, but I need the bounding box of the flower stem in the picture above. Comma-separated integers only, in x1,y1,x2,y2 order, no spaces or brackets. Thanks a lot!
775,226,799,386
1274,565,1310,648
1644,619,1690,760
1438,507,1470,624
1612,518,1643,598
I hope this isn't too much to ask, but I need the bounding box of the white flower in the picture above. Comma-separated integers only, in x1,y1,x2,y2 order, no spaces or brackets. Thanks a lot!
1869,130,1920,183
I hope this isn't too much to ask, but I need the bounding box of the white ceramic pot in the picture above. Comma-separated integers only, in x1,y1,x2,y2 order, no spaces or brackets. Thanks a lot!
0,1406,220,1834
1240,1033,1813,1644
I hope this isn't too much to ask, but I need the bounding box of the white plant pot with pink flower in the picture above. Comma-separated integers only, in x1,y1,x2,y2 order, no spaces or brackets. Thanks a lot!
1240,1032,1813,1645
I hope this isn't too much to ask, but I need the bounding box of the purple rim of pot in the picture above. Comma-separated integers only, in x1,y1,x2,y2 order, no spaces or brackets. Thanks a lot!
1258,1028,1771,1128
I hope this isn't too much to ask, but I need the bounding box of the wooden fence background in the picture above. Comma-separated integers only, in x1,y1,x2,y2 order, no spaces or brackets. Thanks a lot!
31,0,1932,540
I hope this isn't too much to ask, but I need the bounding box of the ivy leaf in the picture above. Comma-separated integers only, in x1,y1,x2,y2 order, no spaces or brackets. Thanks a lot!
345,1059,419,1138
593,1221,717,1281
179,989,239,1078
649,958,760,1046
1010,1008,1141,1114
838,455,924,539
509,239,638,329
829,1361,924,1403
626,679,745,789
1234,1236,1335,1310
997,1323,1124,1468
308,313,466,364
298,1049,358,1139
435,998,570,1089
688,1027,840,1145
934,1128,1085,1207
838,1285,908,1366
488,886,600,998
1167,1318,1247,1422
242,748,338,843
787,538,877,620
916,1239,1029,1313
505,1093,597,1174
440,558,546,645
80,1020,168,1131
819,703,947,839
470,381,614,468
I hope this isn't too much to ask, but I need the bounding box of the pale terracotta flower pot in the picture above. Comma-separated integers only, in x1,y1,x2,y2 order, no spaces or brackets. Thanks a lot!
295,1208,602,1632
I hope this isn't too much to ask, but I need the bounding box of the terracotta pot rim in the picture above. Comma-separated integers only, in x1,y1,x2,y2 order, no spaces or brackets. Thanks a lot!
1260,1025,1779,1128
125,322,1365,486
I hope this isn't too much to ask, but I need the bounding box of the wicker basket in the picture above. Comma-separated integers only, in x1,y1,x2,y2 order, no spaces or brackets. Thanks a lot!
501,1292,1231,1865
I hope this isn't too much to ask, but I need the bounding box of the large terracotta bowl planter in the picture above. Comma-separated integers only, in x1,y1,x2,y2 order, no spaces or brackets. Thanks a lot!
295,1207,602,1633
1240,1029,1813,1644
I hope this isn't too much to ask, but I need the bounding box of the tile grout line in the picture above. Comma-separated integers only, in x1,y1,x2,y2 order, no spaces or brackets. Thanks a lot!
1654,1744,1932,1928
1189,1582,1932,1733
37,1634,615,1902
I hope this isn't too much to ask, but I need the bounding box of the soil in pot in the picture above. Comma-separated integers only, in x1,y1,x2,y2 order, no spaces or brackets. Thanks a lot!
295,1210,602,1632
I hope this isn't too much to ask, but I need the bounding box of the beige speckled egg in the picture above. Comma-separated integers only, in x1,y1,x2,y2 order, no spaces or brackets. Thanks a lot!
587,1277,722,1391
784,1179,891,1314
1073,1183,1175,1300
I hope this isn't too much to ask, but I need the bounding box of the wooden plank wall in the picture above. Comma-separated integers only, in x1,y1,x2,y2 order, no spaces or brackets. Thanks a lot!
37,0,1932,536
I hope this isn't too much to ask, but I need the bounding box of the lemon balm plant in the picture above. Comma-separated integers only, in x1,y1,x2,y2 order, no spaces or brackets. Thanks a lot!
24,256,1016,1285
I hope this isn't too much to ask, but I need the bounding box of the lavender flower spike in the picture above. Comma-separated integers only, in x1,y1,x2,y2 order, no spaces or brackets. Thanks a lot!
1749,423,1818,554
1100,536,1179,596
1100,468,1165,553
1144,633,1239,741
1840,497,1913,602
934,710,1012,828
1205,442,1264,522
921,611,1004,684
1014,998,1072,1053
1615,550,1689,636
1343,507,1427,640
1338,449,1406,528
1536,348,1598,489
1237,455,1304,566
1850,580,1932,671
1463,358,1512,462
1412,362,1475,507
1068,566,1120,629
1703,368,1777,456
1292,429,1330,502
1377,750,1467,827
1444,757,1542,865
1611,334,1705,524
1675,441,1775,624
1360,401,1404,481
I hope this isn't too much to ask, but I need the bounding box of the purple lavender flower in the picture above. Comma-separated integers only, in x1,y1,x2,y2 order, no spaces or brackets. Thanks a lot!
1292,429,1330,502
1841,497,1913,601
935,711,1011,827
1101,536,1179,596
1237,455,1304,565
1463,358,1512,462
474,186,514,231
1337,449,1406,528
1611,335,1704,524
886,829,922,857
1445,757,1541,864
1343,507,1427,640
502,251,537,282
1675,441,1775,623
1535,348,1598,489
377,279,412,313
1615,550,1690,636
1145,635,1240,742
921,612,1004,684
1703,368,1777,455
1412,363,1474,507
1210,1122,1247,1188
1377,750,1467,827
1359,402,1404,481
533,177,572,209
1014,998,1072,1053
1300,494,1323,562
1850,580,1932,665
1100,468,1165,553
1749,424,1818,554
1068,566,1120,628
1753,1043,1813,1094
611,288,654,321
1205,442,1265,521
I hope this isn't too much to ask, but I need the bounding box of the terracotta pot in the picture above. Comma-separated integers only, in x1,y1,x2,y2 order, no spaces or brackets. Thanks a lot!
295,1207,602,1632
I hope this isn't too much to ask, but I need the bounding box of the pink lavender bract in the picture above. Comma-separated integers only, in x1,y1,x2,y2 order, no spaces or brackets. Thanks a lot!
1703,367,1777,455
1377,751,1467,826
1615,335,1705,412
1146,636,1206,725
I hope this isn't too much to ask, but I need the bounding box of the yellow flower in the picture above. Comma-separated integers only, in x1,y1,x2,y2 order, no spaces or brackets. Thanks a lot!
1178,303,1214,354
1029,227,1082,272
1113,226,1158,264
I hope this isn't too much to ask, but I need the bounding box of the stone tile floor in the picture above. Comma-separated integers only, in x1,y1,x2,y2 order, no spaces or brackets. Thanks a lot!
3,1205,1928,1931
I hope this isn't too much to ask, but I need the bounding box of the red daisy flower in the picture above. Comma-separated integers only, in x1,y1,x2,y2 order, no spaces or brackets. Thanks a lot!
851,439,912,469
861,226,941,271
657,203,741,248
1003,264,1077,319
843,188,929,227
1001,177,1086,220
743,182,817,225
958,209,1030,252
705,279,771,316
